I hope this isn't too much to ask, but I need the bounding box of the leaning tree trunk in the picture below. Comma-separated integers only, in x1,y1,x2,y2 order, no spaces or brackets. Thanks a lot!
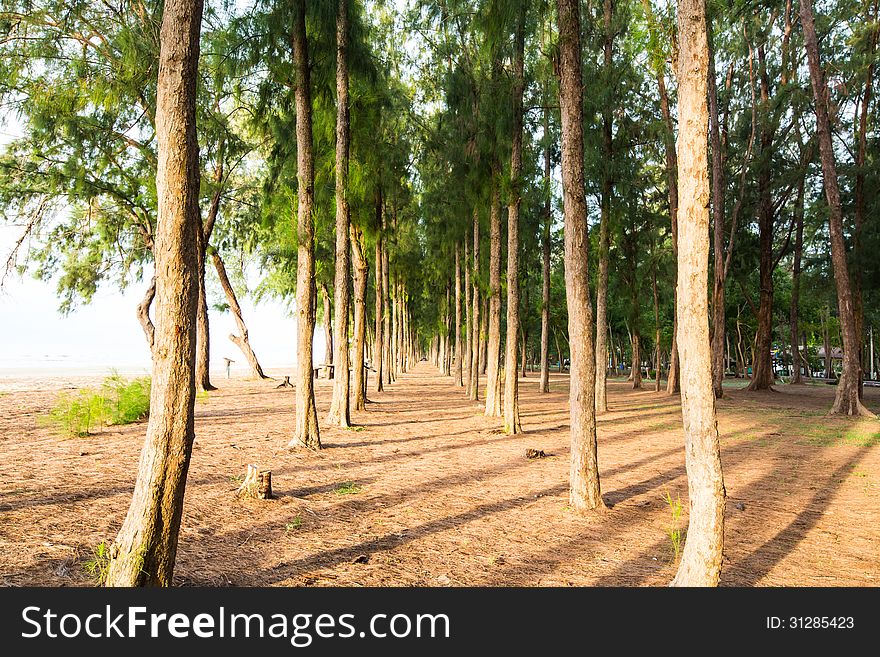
671,0,726,586
503,10,525,434
594,0,614,414
211,252,269,379
327,0,351,427
801,0,876,417
351,224,368,411
469,209,480,401
138,276,157,351
105,0,204,587
289,0,321,449
484,180,503,418
558,0,604,512
454,241,464,386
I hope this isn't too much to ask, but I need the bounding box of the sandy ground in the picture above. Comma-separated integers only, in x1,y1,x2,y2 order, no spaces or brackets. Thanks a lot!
1,363,878,587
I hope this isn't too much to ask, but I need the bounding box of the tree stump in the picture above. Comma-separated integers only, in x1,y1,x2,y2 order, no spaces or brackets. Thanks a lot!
237,464,273,499
525,448,547,459
276,376,294,388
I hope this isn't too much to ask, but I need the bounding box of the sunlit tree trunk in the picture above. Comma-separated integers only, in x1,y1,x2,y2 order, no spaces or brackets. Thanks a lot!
671,0,726,586
503,8,525,434
801,0,877,417
351,223,368,411
558,0,604,512
485,180,502,417
327,0,351,425
374,193,384,392
105,0,204,587
290,0,320,449
464,235,473,395
539,106,552,394
454,242,464,386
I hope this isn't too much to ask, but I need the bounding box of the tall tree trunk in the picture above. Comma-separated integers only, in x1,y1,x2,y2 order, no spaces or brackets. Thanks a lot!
801,0,876,417
652,244,662,392
789,175,805,384
382,242,392,384
327,0,351,426
595,0,614,414
105,0,204,586
671,0,726,586
853,0,878,398
211,252,269,379
558,0,604,512
454,241,464,386
373,193,384,392
503,9,525,434
708,23,726,399
469,209,480,400
485,180,503,417
290,0,320,449
195,157,224,392
351,224,368,411
539,105,552,394
480,295,488,374
464,235,473,395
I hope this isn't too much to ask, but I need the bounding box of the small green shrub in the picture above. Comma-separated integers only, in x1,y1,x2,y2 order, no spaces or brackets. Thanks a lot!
43,373,151,437
101,373,151,425
84,541,111,584
334,482,361,495
663,491,685,563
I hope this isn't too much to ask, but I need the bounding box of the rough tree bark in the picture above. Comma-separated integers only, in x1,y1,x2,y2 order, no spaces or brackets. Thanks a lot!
105,0,204,587
671,0,726,586
328,0,351,427
351,223,368,411
503,8,525,434
211,252,269,379
289,0,321,449
801,0,877,417
708,24,726,399
558,0,604,512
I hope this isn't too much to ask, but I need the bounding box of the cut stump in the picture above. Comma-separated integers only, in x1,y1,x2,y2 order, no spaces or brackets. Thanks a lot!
237,464,274,499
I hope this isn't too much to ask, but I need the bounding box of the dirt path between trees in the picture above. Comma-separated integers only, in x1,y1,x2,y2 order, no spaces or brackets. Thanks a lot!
1,363,878,586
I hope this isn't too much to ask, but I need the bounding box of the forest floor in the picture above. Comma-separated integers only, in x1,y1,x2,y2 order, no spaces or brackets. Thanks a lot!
1,363,879,587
